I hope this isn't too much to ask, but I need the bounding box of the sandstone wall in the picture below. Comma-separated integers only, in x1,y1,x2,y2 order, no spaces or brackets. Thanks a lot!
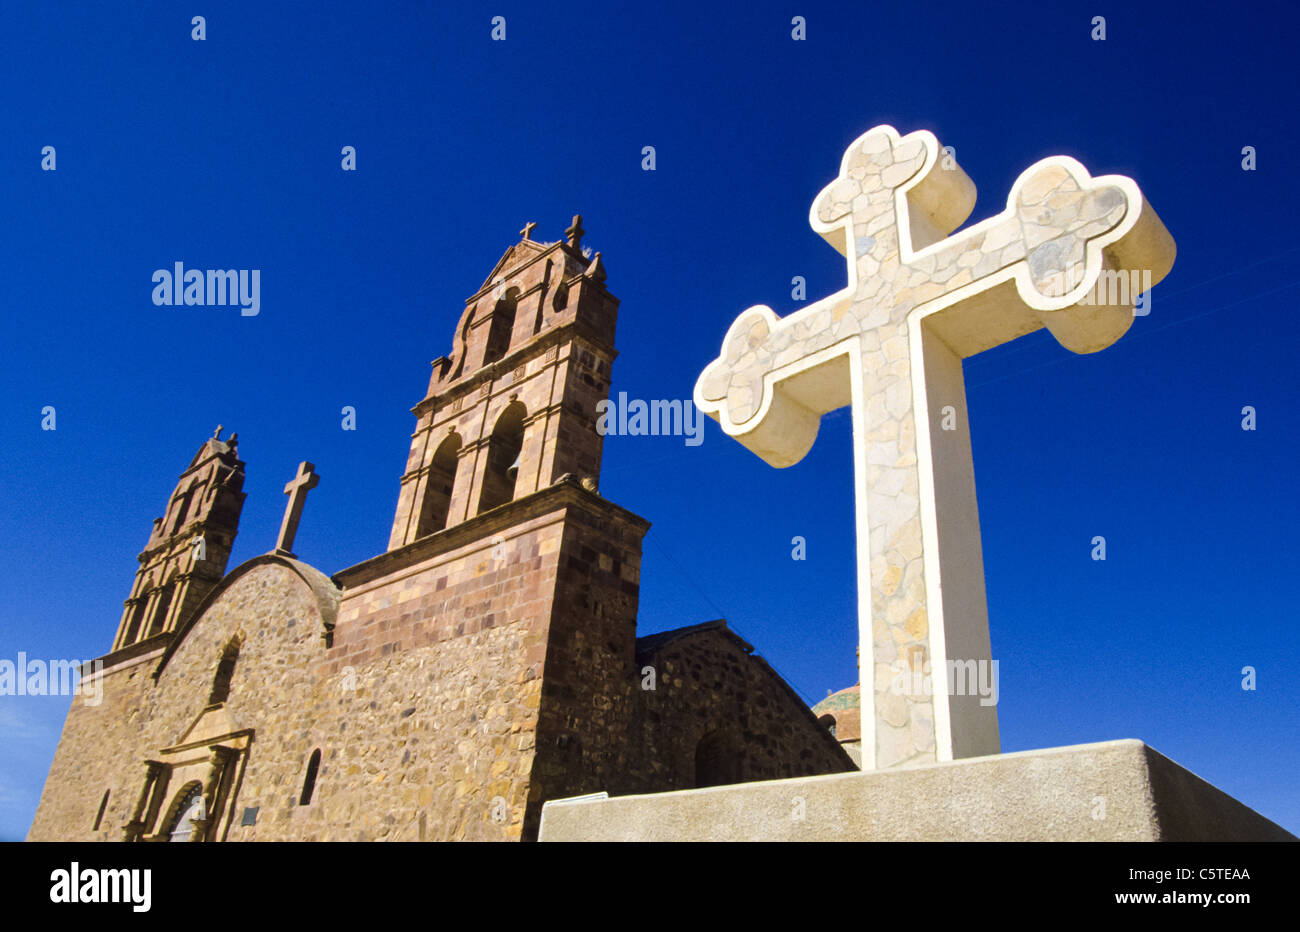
30,499,848,844
27,650,161,840
324,507,570,841
632,627,856,791
526,501,646,837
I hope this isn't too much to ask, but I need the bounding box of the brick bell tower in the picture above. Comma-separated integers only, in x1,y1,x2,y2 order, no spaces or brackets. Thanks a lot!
333,216,652,841
110,428,245,654
387,215,617,548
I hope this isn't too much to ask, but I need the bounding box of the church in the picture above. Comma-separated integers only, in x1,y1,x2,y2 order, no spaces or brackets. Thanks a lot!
28,217,854,842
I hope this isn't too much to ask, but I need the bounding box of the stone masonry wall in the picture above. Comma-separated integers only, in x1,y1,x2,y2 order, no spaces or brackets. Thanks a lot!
27,649,163,841
325,508,569,841
527,501,647,837
31,502,849,843
632,628,856,791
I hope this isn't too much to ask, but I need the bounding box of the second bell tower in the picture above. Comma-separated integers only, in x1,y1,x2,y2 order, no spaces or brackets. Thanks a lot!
388,215,619,550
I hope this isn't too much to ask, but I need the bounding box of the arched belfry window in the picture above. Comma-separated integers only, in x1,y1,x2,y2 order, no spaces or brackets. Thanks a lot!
416,433,461,537
207,639,240,706
818,714,837,738
147,580,175,637
171,485,196,534
299,748,321,806
483,290,519,365
478,402,525,515
123,594,149,644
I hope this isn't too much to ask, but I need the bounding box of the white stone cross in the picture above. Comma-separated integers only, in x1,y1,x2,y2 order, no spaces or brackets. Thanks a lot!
695,126,1175,770
275,461,319,557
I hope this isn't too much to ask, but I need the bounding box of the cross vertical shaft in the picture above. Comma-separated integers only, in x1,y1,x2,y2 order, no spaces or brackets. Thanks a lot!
275,461,319,557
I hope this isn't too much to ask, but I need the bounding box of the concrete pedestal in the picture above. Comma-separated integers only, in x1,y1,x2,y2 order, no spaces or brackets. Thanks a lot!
538,740,1294,842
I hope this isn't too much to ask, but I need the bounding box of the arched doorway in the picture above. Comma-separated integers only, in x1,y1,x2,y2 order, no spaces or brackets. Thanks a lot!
164,783,205,842
694,730,742,788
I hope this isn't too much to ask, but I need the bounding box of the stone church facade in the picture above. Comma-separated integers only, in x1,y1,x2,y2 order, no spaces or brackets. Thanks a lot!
28,219,853,842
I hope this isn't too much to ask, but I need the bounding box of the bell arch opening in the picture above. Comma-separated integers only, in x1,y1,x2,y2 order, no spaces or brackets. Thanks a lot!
478,402,525,514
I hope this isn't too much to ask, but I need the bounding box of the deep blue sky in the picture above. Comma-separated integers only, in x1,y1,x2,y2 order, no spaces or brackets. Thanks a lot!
2,1,1297,840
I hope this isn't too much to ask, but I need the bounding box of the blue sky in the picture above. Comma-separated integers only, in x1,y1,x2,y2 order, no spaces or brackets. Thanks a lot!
2,1,1297,840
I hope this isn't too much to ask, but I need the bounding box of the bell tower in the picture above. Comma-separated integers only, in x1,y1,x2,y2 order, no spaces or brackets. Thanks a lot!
388,215,619,550
334,216,652,840
110,427,246,652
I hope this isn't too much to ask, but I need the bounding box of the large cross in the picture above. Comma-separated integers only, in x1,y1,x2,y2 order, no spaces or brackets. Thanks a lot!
275,461,319,557
695,126,1175,770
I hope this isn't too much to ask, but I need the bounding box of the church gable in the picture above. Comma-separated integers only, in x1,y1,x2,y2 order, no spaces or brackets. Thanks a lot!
634,621,855,789
476,239,551,295
154,554,339,674
28,557,341,843
152,557,336,714
128,558,338,841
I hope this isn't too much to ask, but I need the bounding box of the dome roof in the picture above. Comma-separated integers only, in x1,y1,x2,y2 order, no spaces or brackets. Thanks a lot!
811,683,860,741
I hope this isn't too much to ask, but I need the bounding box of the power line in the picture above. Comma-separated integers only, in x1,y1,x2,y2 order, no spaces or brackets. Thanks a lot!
968,274,1300,392
965,242,1300,372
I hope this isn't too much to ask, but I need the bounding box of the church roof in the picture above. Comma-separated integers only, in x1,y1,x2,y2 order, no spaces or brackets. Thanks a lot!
152,553,341,679
477,238,554,294
634,618,753,660
186,429,240,470
636,619,856,767
474,216,594,297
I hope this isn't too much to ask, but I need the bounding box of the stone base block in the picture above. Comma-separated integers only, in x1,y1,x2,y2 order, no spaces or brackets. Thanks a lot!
538,739,1295,842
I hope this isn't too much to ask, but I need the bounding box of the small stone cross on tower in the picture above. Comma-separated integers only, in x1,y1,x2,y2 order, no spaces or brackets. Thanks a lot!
275,461,319,557
696,125,1175,771
565,214,585,251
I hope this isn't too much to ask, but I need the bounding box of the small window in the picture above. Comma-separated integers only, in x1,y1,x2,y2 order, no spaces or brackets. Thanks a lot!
818,713,837,738
92,789,110,830
299,748,321,806
208,640,240,705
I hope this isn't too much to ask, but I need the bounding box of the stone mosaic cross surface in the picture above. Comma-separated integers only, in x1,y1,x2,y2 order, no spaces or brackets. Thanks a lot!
695,125,1175,770
275,461,319,557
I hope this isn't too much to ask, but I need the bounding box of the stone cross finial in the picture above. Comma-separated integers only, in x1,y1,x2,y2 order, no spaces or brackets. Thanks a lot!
565,214,585,251
274,461,319,557
520,221,537,241
696,125,1175,771
212,425,223,440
